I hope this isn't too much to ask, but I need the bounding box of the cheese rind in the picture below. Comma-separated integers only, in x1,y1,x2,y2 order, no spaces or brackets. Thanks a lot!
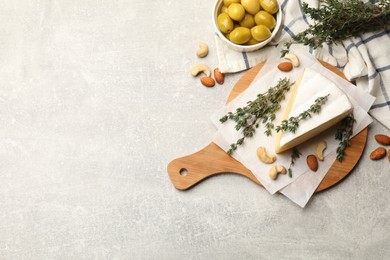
275,68,353,153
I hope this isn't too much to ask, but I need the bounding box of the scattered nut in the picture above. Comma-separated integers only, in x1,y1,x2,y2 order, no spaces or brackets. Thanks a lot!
375,134,390,146
191,63,211,77
269,165,287,180
277,62,293,72
370,147,387,160
388,149,390,161
214,68,225,84
306,154,318,172
196,42,209,58
284,53,300,67
200,76,215,87
256,147,276,164
314,140,327,161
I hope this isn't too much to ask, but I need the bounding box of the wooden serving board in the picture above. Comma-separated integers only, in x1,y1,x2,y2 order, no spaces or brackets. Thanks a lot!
167,61,367,192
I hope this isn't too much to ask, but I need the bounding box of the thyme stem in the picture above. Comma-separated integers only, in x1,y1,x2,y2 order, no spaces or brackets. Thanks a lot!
281,0,390,56
220,78,293,155
335,113,355,162
275,94,330,134
288,148,302,178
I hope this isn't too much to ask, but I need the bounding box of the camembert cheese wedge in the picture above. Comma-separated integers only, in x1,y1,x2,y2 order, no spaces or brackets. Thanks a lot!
275,68,353,153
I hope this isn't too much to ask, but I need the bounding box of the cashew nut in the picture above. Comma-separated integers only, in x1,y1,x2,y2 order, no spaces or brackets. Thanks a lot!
269,165,287,180
190,63,211,77
256,147,276,164
196,42,208,58
284,53,300,67
314,140,327,161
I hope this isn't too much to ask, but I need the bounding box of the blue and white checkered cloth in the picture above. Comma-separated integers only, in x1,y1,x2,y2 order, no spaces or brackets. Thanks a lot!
215,0,390,129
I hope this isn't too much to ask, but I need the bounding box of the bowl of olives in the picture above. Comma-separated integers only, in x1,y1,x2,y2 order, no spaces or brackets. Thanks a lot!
213,0,282,52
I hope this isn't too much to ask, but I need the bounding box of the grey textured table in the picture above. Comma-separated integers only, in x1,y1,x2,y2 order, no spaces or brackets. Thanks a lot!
0,1,389,259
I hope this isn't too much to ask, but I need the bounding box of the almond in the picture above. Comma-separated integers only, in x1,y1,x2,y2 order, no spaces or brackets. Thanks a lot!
388,149,390,161
306,154,318,172
200,76,215,87
214,68,225,85
370,147,387,160
375,134,390,146
277,62,293,72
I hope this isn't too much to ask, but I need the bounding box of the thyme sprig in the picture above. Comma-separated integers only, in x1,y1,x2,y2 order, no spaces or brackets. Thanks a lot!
281,0,390,56
288,148,302,178
275,94,330,134
335,113,355,162
220,78,293,155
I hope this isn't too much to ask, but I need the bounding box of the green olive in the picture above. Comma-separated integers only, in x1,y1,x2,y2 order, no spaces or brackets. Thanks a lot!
228,3,246,21
223,0,240,7
250,24,271,41
239,14,255,29
221,5,229,14
259,0,278,14
254,10,276,30
217,13,234,33
241,0,261,15
246,36,260,45
229,27,251,44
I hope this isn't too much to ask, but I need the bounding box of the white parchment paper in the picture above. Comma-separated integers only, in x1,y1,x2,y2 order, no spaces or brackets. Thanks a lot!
211,50,375,207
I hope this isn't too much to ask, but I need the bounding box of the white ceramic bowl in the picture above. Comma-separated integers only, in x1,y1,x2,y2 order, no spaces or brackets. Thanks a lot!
213,0,283,52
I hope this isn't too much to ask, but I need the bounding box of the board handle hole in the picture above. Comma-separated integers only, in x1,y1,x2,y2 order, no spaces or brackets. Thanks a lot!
179,168,188,177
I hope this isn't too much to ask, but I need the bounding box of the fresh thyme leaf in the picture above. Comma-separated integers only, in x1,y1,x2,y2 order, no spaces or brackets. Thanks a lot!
280,41,292,57
281,0,390,56
335,113,355,162
275,94,330,133
288,147,302,178
219,78,293,155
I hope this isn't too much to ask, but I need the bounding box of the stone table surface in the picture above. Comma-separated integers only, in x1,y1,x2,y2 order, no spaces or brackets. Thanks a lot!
0,0,389,259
